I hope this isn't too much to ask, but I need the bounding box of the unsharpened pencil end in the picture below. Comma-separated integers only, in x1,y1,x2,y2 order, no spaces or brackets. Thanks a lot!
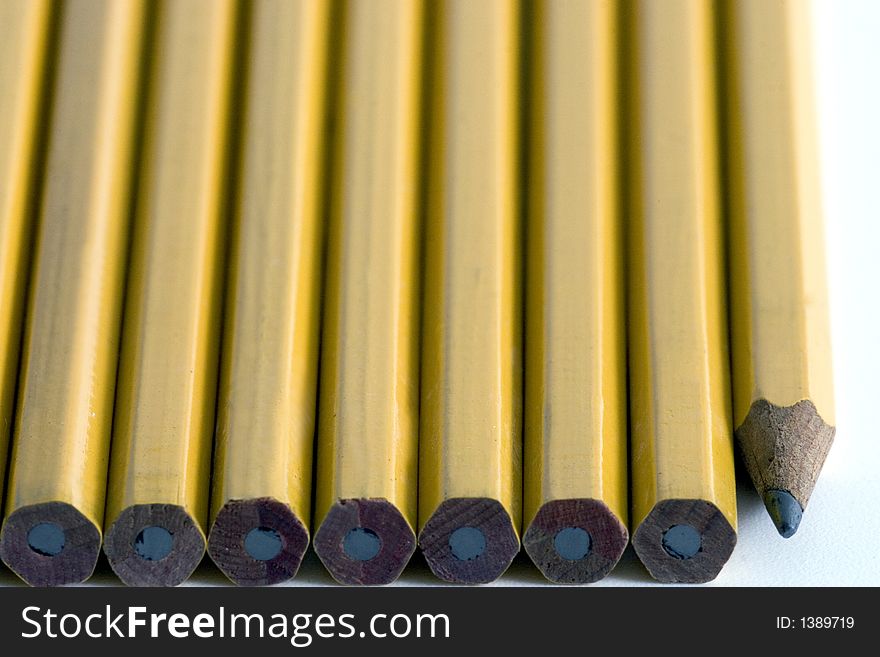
208,497,309,585
764,489,803,538
420,498,519,584
104,503,206,586
314,498,416,585
522,499,628,584
0,502,101,586
631,499,736,584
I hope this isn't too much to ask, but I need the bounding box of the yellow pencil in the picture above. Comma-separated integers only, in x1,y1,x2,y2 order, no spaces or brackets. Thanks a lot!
0,0,148,587
627,0,737,584
0,0,53,516
207,0,333,586
103,0,239,586
418,0,522,584
721,0,835,538
522,0,628,584
313,0,424,586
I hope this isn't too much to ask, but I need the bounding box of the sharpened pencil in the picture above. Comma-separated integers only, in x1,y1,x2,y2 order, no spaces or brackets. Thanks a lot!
721,0,835,539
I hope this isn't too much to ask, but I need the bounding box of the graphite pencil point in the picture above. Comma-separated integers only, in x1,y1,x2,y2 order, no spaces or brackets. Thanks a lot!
764,489,802,539
735,399,834,536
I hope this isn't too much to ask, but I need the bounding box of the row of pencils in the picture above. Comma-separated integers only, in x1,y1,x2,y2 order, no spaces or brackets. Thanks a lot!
0,0,834,587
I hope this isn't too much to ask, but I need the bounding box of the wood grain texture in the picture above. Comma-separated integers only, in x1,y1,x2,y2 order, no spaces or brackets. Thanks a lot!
313,0,424,586
207,0,333,586
523,0,628,583
207,498,309,586
736,399,834,509
419,498,519,585
631,499,735,584
0,0,148,586
522,499,628,584
103,504,204,587
0,502,100,587
417,0,523,586
313,499,416,586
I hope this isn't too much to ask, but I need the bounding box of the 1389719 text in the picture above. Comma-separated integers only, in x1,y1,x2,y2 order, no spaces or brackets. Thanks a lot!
776,617,855,630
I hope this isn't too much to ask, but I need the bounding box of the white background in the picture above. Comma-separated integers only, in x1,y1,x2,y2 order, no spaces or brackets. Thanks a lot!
1,0,877,588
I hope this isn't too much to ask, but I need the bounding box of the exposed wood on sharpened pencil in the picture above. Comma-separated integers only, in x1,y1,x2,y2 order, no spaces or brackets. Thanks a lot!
721,0,835,538
522,0,628,584
207,0,333,586
313,0,424,586
0,0,53,517
627,0,737,584
0,0,148,587
418,0,522,585
103,0,239,587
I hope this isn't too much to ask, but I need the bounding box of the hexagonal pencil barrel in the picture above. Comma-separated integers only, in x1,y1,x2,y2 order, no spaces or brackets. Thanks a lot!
625,0,737,584
720,0,835,539
0,0,54,523
313,0,425,586
417,0,523,585
207,0,333,587
522,0,629,584
102,0,240,587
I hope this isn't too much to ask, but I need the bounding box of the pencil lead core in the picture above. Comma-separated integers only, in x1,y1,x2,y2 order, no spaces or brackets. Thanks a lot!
449,527,486,561
553,527,591,561
661,524,702,559
764,489,802,538
244,527,283,561
134,526,174,561
342,527,381,561
26,522,65,557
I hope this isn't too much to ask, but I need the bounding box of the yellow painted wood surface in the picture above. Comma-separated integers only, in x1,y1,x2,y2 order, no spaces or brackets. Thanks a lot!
627,0,736,532
524,0,627,531
210,0,332,532
418,0,522,534
3,0,147,532
105,0,238,534
315,0,424,530
0,0,53,505
723,0,834,429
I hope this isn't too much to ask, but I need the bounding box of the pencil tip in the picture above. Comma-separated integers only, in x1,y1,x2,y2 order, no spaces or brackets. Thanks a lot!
763,489,803,538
